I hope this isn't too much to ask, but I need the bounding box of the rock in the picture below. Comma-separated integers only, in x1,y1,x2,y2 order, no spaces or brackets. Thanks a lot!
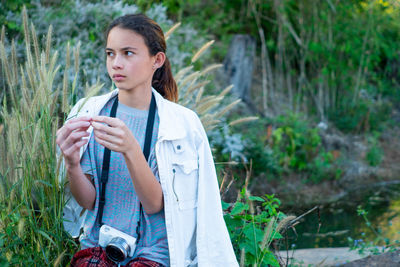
319,130,350,151
278,248,400,267
340,250,400,267
339,161,375,185
223,34,256,105
277,247,368,266
318,121,329,131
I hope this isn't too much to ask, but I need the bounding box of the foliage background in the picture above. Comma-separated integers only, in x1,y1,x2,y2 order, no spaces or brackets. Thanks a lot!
1,0,400,265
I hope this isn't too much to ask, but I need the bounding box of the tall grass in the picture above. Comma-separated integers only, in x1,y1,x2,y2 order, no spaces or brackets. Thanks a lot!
0,8,254,265
0,6,84,265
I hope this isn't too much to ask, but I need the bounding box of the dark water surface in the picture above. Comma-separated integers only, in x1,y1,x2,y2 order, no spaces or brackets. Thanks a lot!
279,185,400,249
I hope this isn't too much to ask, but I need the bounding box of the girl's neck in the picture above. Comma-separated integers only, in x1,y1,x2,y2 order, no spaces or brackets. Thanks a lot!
118,86,152,110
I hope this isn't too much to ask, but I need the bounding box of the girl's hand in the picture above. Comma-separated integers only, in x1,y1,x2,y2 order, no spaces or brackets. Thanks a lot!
56,116,92,167
91,116,138,154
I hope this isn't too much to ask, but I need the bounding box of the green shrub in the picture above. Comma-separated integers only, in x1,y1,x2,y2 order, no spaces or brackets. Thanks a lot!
365,133,384,167
329,98,392,133
223,188,285,266
272,113,338,182
234,113,341,184
307,151,341,183
348,205,399,256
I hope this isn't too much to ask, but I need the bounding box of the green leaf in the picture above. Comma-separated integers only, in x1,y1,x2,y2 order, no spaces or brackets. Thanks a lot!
7,21,19,30
248,196,265,202
221,200,230,210
0,257,9,267
6,225,13,236
240,240,257,256
36,230,57,247
243,223,264,244
262,250,280,266
231,202,249,215
89,31,96,42
224,216,243,235
271,231,283,240
35,180,53,188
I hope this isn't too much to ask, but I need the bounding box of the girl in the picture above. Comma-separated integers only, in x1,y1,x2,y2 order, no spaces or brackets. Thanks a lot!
57,14,238,267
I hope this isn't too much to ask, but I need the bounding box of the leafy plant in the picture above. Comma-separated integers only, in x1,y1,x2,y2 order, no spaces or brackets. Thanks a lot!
329,98,392,133
222,183,285,266
365,132,384,167
348,205,399,256
269,113,337,182
209,124,247,163
237,118,282,179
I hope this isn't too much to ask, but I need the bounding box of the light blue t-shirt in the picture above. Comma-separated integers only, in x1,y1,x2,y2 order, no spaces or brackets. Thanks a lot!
80,97,169,266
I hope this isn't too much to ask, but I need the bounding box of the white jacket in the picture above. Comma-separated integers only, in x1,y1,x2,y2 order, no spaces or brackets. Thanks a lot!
61,88,239,267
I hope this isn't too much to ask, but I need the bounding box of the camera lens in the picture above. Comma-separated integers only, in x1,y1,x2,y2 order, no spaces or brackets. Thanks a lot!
105,237,130,263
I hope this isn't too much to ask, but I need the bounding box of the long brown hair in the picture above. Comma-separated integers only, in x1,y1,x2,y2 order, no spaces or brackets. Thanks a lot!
106,14,178,102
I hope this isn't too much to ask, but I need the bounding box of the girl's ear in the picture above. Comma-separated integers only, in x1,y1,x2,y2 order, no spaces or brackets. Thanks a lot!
153,52,166,70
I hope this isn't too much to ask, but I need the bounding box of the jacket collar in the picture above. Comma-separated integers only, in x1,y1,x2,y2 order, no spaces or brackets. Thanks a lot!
151,88,187,141
105,88,186,141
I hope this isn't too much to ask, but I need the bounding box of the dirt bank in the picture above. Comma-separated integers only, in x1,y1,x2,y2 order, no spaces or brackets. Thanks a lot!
247,125,400,208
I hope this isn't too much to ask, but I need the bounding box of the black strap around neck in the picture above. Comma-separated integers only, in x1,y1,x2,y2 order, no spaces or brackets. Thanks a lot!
97,93,156,243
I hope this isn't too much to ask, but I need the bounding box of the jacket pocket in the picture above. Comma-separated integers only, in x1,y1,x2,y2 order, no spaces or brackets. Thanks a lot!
170,140,199,210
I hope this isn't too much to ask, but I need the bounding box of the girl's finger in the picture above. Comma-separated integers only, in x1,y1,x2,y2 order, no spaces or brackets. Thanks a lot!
93,129,112,143
93,129,124,148
63,138,89,157
57,121,91,144
94,135,118,152
65,116,91,123
60,130,90,152
92,116,122,127
91,121,119,136
75,127,91,133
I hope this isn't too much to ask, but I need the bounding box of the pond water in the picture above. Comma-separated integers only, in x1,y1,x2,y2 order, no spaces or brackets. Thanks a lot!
279,184,400,249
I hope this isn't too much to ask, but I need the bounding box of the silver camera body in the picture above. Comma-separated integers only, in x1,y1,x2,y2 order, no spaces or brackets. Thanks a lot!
99,224,137,262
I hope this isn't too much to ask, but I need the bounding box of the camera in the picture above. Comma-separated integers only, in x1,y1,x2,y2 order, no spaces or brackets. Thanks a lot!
99,225,137,263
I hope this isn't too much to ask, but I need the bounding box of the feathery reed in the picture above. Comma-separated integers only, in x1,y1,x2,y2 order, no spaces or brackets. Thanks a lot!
191,40,214,63
175,39,257,131
164,22,181,40
0,7,102,265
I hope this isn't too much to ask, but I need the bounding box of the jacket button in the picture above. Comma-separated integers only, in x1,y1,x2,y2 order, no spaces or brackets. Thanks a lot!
177,145,181,150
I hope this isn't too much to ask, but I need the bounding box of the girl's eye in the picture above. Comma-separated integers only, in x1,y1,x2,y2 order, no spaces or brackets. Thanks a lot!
106,51,114,57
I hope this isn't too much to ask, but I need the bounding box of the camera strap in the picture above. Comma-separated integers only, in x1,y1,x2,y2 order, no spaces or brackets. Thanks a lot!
97,92,157,243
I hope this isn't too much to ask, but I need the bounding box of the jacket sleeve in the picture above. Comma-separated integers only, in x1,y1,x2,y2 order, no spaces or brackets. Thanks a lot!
193,114,239,266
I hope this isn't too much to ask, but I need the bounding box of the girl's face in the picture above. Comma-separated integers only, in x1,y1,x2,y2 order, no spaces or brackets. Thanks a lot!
106,27,156,92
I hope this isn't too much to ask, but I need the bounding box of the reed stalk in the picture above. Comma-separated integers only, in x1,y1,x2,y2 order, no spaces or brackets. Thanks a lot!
0,8,102,265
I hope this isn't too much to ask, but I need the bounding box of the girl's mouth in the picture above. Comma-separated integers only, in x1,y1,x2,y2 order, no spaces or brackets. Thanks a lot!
112,74,126,82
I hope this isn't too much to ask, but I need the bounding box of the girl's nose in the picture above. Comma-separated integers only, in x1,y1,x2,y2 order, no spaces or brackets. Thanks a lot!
112,55,123,69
